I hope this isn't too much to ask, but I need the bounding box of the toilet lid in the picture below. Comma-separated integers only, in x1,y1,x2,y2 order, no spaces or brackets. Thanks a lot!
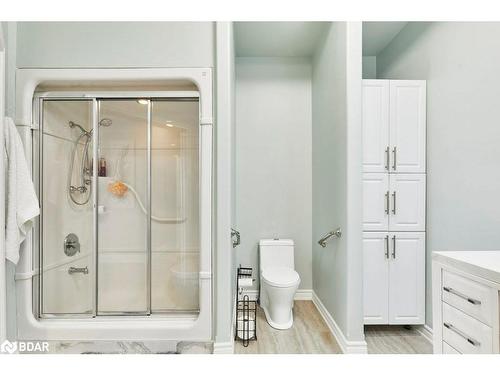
262,267,300,288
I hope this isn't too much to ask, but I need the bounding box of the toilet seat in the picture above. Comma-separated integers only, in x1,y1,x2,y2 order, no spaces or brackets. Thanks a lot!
262,266,300,288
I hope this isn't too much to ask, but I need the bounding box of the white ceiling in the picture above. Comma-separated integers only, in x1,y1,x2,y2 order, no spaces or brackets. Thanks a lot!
363,22,407,56
234,22,328,57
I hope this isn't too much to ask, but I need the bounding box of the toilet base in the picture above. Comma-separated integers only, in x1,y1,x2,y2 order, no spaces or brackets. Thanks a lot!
262,304,294,330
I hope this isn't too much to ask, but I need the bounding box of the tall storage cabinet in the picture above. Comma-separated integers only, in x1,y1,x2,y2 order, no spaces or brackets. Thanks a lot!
362,79,426,325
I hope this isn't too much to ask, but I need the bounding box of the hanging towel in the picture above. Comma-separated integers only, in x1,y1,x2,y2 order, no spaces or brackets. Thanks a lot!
4,117,40,265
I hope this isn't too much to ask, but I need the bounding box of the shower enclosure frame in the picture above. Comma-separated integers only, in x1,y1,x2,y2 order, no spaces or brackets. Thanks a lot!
35,93,200,319
14,68,213,341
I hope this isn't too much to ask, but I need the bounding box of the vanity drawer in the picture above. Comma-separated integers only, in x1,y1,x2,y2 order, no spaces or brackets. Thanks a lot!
443,341,460,354
442,270,494,326
442,302,493,354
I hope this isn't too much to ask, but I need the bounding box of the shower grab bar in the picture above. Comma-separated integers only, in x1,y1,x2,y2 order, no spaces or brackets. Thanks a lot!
318,228,342,248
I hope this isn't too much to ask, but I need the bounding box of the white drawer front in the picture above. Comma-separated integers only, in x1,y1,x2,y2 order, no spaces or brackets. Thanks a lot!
442,270,494,326
443,341,461,354
442,303,493,354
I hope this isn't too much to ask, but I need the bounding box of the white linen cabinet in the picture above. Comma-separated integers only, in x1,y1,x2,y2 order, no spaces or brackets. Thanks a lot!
362,79,426,325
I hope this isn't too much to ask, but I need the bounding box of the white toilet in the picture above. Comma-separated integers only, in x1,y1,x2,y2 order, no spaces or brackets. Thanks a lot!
259,239,301,329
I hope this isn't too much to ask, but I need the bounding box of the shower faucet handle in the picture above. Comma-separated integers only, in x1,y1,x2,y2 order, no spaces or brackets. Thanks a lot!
64,233,81,257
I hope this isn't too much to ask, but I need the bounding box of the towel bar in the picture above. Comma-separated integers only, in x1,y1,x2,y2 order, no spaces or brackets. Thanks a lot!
318,228,342,248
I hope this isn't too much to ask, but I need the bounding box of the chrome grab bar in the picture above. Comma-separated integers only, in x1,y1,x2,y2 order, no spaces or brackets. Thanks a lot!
68,266,89,275
318,228,342,248
231,228,241,248
443,322,480,347
443,286,481,305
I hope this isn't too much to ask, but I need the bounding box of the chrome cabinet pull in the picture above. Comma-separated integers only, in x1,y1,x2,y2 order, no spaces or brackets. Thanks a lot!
385,235,389,259
443,286,481,306
68,266,89,275
391,191,396,214
385,191,390,214
392,235,396,259
392,146,397,170
385,147,390,170
443,322,480,347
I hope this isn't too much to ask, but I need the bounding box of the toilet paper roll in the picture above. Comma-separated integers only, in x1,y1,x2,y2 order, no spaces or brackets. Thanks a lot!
238,277,253,287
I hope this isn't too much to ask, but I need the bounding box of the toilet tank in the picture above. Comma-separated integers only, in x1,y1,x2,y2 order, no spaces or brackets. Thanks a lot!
259,239,295,271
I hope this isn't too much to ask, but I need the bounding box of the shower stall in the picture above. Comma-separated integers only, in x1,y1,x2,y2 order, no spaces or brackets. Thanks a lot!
14,68,213,341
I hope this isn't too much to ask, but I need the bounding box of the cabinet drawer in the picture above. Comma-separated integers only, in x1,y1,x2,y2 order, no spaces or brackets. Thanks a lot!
443,341,460,354
442,270,494,326
442,303,492,354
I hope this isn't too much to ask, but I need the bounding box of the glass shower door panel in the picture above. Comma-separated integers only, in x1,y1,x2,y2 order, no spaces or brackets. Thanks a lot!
151,99,200,313
97,100,149,314
40,100,95,316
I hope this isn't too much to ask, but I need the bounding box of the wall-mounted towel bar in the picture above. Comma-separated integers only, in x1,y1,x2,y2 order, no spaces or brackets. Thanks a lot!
318,228,342,248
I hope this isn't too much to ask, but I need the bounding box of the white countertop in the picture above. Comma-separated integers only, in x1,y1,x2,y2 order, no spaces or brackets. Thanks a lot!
433,251,500,285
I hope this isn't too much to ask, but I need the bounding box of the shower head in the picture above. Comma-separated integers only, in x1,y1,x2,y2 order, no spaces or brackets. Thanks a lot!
69,121,90,136
69,118,112,136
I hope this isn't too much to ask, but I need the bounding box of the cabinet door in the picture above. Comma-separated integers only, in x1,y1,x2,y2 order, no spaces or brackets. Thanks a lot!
389,80,426,173
389,173,425,231
388,232,425,324
363,80,390,173
363,173,389,231
363,232,390,324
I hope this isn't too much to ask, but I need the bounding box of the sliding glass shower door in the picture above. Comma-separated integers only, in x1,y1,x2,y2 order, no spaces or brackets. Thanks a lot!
37,95,200,318
96,100,149,314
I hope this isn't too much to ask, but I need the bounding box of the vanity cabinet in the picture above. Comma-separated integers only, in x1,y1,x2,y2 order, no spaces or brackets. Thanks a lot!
432,251,500,354
362,79,427,326
363,232,425,325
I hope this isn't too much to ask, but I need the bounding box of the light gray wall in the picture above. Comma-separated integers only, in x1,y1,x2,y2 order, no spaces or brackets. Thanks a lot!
362,56,376,79
312,22,364,342
215,22,236,346
16,22,214,68
235,57,312,290
377,22,500,328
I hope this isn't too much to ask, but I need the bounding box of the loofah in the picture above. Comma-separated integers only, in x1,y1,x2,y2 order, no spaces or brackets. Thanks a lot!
107,180,128,197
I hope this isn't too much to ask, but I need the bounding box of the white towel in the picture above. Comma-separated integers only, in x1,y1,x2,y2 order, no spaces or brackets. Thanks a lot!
4,117,40,265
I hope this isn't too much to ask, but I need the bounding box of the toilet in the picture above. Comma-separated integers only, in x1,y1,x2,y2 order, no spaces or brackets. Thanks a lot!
259,239,301,329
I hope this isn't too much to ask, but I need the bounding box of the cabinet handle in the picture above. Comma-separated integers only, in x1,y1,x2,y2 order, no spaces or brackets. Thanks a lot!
385,147,390,170
392,146,397,170
385,191,390,214
391,191,396,214
443,322,480,347
443,286,482,306
385,235,389,259
392,235,396,259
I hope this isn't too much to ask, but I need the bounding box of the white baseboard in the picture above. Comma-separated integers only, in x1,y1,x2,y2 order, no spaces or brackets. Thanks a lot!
312,292,368,354
213,341,234,354
240,289,313,301
414,324,433,343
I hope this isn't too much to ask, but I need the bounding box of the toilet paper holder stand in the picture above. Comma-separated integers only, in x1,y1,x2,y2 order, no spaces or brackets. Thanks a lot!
235,266,257,347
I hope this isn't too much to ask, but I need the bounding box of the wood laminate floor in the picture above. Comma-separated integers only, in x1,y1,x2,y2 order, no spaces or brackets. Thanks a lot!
235,300,342,354
235,301,432,354
364,325,433,354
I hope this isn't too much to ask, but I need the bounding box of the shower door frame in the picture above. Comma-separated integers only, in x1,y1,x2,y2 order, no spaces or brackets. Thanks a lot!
14,66,213,342
35,92,202,319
